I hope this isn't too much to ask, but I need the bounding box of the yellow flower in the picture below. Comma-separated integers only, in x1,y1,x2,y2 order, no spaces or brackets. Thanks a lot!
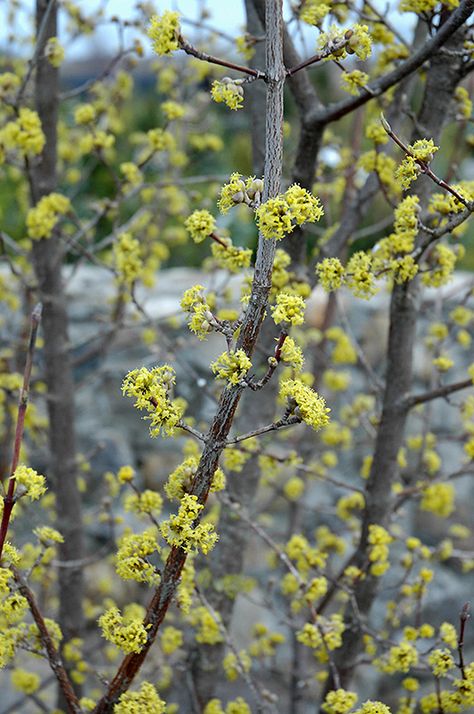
26,192,71,240
160,494,218,554
280,379,330,430
44,37,65,67
185,210,216,243
420,483,454,518
211,350,252,386
115,682,166,713
272,292,306,326
1,108,45,156
148,11,181,56
13,465,46,501
98,606,149,654
211,78,244,110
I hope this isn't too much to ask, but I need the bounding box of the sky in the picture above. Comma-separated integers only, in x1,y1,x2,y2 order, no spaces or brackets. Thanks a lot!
1,0,411,61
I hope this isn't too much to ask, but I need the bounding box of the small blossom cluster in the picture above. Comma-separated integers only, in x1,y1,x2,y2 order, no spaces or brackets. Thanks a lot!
114,231,143,288
211,237,252,273
318,24,372,61
368,524,392,576
211,350,252,386
271,292,306,326
211,78,244,111
280,379,331,430
122,365,185,437
26,192,71,240
98,606,149,654
217,174,264,213
396,138,439,189
148,11,181,56
180,284,216,340
115,682,166,714
185,210,216,243
160,494,218,554
256,184,323,239
1,108,45,157
115,528,160,584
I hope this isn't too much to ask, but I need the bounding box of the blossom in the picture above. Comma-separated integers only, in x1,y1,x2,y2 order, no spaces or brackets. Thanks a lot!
114,232,143,287
256,196,294,239
74,103,96,124
428,648,455,677
98,606,149,654
211,238,252,273
115,528,160,584
271,292,306,326
1,108,45,156
44,37,65,67
122,365,185,437
316,257,345,291
148,11,181,56
185,210,216,243
211,350,252,386
285,184,324,225
115,682,166,713
217,173,248,214
211,78,244,110
322,689,358,714
420,482,455,517
160,494,218,554
280,379,330,430
341,69,369,95
11,669,40,695
12,465,46,501
26,192,71,240
368,524,392,576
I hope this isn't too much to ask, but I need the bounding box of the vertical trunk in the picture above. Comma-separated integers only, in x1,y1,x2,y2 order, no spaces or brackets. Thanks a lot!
30,0,84,681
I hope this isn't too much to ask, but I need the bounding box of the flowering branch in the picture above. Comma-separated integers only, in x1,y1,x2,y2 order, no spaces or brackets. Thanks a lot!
381,114,473,208
0,303,42,559
13,568,82,713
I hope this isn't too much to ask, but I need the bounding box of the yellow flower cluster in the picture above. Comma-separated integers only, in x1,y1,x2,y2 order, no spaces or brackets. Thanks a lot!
421,243,458,287
13,465,46,501
318,24,372,61
189,605,223,644
297,614,345,651
44,37,65,67
1,108,45,156
148,11,181,56
204,697,251,714
280,336,305,371
428,648,455,677
211,350,252,386
26,192,71,240
114,232,143,288
160,494,218,554
74,103,96,124
271,292,306,326
376,640,418,673
120,161,142,188
122,365,185,437
322,689,358,714
115,528,160,584
211,237,252,273
223,650,252,681
396,138,439,189
124,490,163,517
162,100,186,120
165,456,225,501
180,284,215,340
11,669,40,695
341,69,369,95
161,626,183,655
256,184,323,239
368,524,392,576
211,78,244,111
115,681,166,713
300,0,331,26
98,606,149,654
345,251,378,299
280,379,331,430
185,210,216,243
420,482,455,517
217,173,263,213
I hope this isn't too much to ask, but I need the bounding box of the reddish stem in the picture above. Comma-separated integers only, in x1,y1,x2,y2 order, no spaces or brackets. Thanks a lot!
0,303,42,559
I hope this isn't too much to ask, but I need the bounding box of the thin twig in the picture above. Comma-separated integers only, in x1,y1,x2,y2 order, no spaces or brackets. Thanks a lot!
0,303,42,559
